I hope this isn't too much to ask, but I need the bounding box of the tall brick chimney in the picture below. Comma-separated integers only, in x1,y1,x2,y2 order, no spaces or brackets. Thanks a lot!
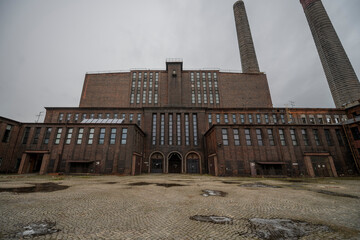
233,0,260,73
300,0,360,108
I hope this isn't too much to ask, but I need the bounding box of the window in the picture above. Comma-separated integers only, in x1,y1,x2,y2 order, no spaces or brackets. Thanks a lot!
110,128,116,144
137,114,141,126
98,113,103,119
216,114,220,123
232,114,237,124
43,127,52,145
77,128,84,144
318,115,323,124
32,127,41,144
240,114,245,124
272,114,277,124
98,128,105,144
114,113,118,119
82,113,87,120
122,113,126,119
74,113,79,122
185,114,190,146
58,113,64,122
233,129,240,146
224,114,229,124
309,115,315,124
90,113,94,119
326,115,332,124
248,114,253,123
280,114,285,124
54,128,62,145
121,128,128,144
222,129,229,146
279,129,286,146
177,114,181,145
66,113,72,121
313,129,321,146
290,129,298,146
193,114,198,146
256,114,261,124
160,114,165,145
264,114,269,124
88,128,95,144
66,128,73,144
22,127,31,144
301,129,309,146
335,129,344,146
105,113,110,119
152,114,157,145
154,72,159,104
267,129,275,146
169,114,173,145
130,72,136,104
129,113,134,123
334,115,340,123
256,129,263,146
324,129,333,146
245,129,252,146
191,73,195,104
351,127,360,140
208,114,212,125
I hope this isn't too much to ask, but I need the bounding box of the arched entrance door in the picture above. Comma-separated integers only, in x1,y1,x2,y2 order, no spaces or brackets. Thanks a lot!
186,152,200,174
168,152,182,173
150,152,164,173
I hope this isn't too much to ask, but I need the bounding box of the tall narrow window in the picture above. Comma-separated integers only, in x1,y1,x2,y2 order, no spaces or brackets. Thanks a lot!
66,113,72,121
264,114,269,124
74,113,79,122
326,115,332,124
82,113,87,120
137,72,142,104
110,128,116,144
137,114,141,126
169,114,173,145
256,114,261,124
256,129,263,146
233,129,240,146
272,114,277,124
143,72,147,104
121,128,128,144
90,113,94,119
98,113,103,119
105,113,110,119
208,114,212,125
216,114,220,123
65,128,73,144
129,114,134,123
279,129,286,146
203,73,207,104
152,114,157,145
130,72,136,104
114,113,118,119
122,113,126,119
160,114,165,145
245,129,252,146
290,129,298,146
88,128,95,144
185,114,190,146
58,113,64,122
240,114,245,124
248,114,253,123
267,129,275,146
301,129,309,146
22,127,31,144
154,73,159,104
43,127,52,145
224,114,229,124
232,114,237,124
313,129,321,146
335,129,344,146
208,73,213,104
191,73,195,104
324,129,333,146
149,72,153,104
77,128,84,144
222,129,229,145
214,72,219,104
54,128,62,145
32,127,41,144
99,128,105,144
177,114,181,145
193,114,198,146
280,114,285,124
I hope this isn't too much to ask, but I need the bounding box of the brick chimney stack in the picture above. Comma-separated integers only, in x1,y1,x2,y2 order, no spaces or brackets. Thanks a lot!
233,0,260,73
300,0,360,108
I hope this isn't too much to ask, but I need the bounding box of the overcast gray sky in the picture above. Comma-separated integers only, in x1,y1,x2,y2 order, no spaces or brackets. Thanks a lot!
0,0,359,122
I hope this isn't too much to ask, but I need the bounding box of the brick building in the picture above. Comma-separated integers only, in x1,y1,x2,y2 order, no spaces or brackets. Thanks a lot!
0,0,359,177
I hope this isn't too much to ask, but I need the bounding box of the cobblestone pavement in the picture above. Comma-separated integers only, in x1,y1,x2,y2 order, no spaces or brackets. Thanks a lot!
0,174,359,239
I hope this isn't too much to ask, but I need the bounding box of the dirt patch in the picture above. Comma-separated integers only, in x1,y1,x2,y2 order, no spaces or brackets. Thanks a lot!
0,182,69,194
222,181,241,184
104,182,117,184
202,189,227,197
15,221,60,238
239,218,331,239
240,182,281,188
190,215,233,224
311,189,359,199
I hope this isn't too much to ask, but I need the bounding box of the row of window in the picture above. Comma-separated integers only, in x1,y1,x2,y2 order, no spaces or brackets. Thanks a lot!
21,127,128,146
190,72,220,105
152,113,198,146
221,128,345,147
58,113,141,124
130,72,159,104
209,113,347,125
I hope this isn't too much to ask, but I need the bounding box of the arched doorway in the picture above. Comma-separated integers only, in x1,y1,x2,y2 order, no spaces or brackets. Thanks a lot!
186,152,200,174
150,152,164,173
168,152,182,173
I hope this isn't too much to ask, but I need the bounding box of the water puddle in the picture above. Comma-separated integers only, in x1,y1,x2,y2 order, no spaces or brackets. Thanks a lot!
240,182,281,188
104,182,117,184
190,215,233,224
155,183,185,188
311,189,359,199
202,189,227,197
239,218,331,240
128,182,153,186
15,221,60,238
222,181,241,184
0,183,69,194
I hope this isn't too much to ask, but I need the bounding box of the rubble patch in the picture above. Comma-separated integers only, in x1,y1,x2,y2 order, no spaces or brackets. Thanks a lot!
15,221,60,238
202,189,227,197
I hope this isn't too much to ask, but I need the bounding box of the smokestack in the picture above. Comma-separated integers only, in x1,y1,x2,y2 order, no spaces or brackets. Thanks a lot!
233,0,260,73
300,0,360,108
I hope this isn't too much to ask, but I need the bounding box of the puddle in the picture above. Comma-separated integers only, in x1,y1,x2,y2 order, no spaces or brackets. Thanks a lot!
155,183,186,188
190,215,233,224
240,182,281,188
239,218,331,240
104,182,117,184
0,183,69,194
128,182,153,186
202,189,227,197
222,181,241,184
15,221,60,238
311,189,359,199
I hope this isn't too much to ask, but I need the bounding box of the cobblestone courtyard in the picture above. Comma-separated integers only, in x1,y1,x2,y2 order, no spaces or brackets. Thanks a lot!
0,174,359,239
